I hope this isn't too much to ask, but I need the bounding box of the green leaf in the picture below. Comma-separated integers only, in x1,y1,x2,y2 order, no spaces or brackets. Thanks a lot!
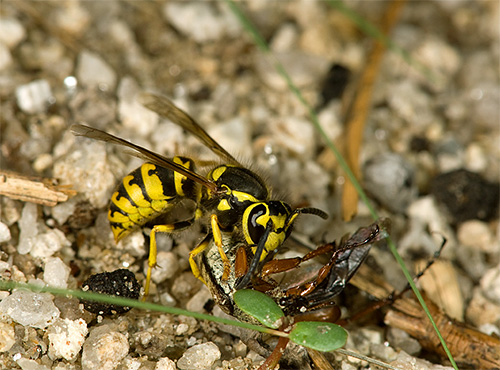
289,322,348,352
233,289,284,329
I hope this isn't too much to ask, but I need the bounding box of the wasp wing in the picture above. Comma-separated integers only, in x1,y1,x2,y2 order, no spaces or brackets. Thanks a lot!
71,123,218,193
139,92,241,166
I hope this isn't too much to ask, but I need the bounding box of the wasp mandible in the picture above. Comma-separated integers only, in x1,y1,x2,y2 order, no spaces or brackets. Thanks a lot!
71,92,327,295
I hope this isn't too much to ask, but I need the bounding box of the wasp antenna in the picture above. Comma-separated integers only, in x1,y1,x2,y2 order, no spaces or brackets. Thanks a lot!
297,207,328,220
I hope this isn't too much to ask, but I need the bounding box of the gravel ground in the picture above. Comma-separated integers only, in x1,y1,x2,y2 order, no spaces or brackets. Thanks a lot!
0,1,499,370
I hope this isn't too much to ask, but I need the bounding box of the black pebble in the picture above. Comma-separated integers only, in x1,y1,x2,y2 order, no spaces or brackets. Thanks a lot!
82,269,141,315
319,63,351,108
431,169,499,224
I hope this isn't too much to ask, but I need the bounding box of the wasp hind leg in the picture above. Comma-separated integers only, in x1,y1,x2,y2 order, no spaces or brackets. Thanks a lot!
144,220,194,298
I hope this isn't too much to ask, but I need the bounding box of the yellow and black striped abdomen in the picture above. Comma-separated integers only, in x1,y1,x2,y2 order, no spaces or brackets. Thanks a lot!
108,156,199,241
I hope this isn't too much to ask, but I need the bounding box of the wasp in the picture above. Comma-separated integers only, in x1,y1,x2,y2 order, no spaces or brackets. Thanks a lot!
71,92,327,296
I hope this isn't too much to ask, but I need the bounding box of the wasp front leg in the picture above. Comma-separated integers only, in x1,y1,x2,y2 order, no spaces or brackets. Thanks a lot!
210,214,231,281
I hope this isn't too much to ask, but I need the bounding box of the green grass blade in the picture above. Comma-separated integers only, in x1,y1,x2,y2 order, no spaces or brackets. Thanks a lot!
0,279,287,338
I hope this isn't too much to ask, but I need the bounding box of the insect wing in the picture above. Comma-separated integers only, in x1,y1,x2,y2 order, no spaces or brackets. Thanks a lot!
139,92,241,166
71,123,218,192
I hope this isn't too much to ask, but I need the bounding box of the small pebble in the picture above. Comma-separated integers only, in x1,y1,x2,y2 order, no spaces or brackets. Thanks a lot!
81,328,129,370
117,76,158,136
150,251,179,284
17,202,39,255
457,220,497,253
44,257,71,288
15,79,53,114
363,153,417,213
431,168,499,224
208,117,252,159
51,199,77,226
53,140,116,208
0,17,26,48
0,290,60,329
47,318,88,361
155,357,176,370
176,342,221,370
390,351,454,370
15,358,50,370
163,2,240,43
480,265,500,305
76,50,117,90
0,221,11,243
30,229,71,259
0,321,16,352
270,116,316,159
0,42,12,70
185,287,213,313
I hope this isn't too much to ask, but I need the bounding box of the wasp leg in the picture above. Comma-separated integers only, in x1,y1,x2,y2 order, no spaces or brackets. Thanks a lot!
210,214,231,281
188,236,211,285
144,220,194,297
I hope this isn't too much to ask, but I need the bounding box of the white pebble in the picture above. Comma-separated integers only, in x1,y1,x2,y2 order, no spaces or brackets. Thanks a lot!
176,342,221,370
465,143,488,172
457,220,496,253
155,357,176,370
0,42,12,70
18,202,39,255
481,265,500,304
30,229,71,258
53,140,116,208
270,116,316,158
81,329,129,370
117,76,158,136
15,79,53,114
163,2,240,43
15,358,50,370
208,117,252,159
51,199,76,226
0,18,26,48
0,221,11,243
0,321,16,352
48,318,88,361
186,287,213,314
76,50,117,90
44,257,71,288
0,290,60,329
150,251,179,284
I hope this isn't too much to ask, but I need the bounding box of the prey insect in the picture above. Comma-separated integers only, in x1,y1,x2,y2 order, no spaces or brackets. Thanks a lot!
71,92,327,296
198,219,389,324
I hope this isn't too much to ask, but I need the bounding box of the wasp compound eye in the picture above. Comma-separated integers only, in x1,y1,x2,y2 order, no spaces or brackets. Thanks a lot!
246,203,268,244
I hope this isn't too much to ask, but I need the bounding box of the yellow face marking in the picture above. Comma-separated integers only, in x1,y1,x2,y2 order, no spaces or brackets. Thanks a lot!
232,190,259,204
217,199,231,211
210,166,227,181
141,164,167,201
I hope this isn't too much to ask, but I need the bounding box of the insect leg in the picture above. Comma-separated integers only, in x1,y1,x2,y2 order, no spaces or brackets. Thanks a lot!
189,237,211,285
210,214,231,281
144,220,193,297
